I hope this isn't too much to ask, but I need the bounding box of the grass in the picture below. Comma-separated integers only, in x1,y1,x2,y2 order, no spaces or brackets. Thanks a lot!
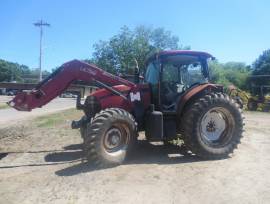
34,108,83,128
0,108,82,141
0,103,9,110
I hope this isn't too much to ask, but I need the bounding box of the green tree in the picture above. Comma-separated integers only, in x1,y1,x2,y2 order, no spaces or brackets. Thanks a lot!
251,49,270,87
209,60,230,86
209,60,250,90
223,62,251,90
0,59,31,82
91,25,189,74
253,49,270,75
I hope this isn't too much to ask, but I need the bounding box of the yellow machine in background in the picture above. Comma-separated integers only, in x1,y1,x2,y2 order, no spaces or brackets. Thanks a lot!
227,85,249,109
227,75,270,112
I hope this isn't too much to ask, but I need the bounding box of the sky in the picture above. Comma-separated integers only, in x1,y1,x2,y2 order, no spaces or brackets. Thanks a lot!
0,0,269,71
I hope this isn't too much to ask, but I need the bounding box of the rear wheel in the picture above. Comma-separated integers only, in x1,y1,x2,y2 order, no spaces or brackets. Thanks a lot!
83,108,137,167
181,93,244,159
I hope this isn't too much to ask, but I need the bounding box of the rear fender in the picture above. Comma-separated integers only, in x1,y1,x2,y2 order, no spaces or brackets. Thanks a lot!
177,83,223,116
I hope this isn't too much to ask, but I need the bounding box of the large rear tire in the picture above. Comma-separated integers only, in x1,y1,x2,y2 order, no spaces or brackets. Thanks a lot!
83,108,137,167
181,93,244,159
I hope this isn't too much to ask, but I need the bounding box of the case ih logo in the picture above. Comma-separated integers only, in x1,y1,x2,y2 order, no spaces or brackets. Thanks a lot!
130,92,141,102
80,67,97,75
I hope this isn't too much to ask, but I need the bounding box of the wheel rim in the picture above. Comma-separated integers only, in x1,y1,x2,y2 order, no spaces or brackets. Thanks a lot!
200,107,234,147
103,124,130,153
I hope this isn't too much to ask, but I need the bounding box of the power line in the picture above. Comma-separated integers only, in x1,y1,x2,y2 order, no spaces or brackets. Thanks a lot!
34,19,50,82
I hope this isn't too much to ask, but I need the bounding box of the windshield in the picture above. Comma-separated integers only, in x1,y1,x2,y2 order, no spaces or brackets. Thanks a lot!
181,62,208,86
162,55,208,89
145,55,209,88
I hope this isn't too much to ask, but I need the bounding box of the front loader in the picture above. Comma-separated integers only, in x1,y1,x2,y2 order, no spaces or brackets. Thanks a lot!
9,50,244,167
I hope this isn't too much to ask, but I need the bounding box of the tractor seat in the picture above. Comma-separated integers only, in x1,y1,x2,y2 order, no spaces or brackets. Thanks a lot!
162,91,184,111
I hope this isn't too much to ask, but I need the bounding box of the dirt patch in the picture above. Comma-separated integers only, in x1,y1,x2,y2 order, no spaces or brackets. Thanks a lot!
0,111,270,204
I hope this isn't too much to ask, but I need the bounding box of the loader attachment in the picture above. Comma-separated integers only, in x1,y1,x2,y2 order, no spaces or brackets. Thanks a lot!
8,60,135,111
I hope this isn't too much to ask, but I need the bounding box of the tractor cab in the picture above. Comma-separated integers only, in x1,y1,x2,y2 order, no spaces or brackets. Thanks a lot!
144,50,213,111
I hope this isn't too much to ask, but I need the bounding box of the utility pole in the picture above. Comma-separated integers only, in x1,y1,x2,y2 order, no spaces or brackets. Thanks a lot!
34,19,50,81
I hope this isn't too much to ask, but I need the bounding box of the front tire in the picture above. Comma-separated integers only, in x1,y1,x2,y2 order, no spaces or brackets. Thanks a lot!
83,108,137,167
181,93,244,159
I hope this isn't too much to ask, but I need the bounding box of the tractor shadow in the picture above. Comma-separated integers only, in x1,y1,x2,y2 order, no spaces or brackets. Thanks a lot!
44,144,83,162
0,145,84,169
52,141,210,177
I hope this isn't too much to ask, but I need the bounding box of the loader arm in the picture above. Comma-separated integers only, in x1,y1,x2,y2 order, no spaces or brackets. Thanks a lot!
8,60,135,111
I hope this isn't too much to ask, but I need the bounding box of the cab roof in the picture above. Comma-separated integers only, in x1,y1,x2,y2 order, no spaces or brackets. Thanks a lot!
146,50,214,64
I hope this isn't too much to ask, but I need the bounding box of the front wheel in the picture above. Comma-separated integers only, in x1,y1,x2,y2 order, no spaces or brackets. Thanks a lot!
83,108,137,167
181,93,244,159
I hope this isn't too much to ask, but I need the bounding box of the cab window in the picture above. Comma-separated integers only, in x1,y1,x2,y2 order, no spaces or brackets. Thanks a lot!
145,61,159,85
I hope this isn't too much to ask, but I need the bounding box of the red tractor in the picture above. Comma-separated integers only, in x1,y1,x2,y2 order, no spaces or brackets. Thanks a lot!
9,50,244,167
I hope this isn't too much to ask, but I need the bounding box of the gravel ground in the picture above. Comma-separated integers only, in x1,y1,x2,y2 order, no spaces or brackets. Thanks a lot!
0,111,269,204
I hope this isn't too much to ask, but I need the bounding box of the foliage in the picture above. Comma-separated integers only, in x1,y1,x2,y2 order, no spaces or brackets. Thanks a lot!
90,25,252,91
253,49,270,75
209,60,251,90
91,25,189,74
0,59,31,82
0,59,51,83
250,49,270,87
